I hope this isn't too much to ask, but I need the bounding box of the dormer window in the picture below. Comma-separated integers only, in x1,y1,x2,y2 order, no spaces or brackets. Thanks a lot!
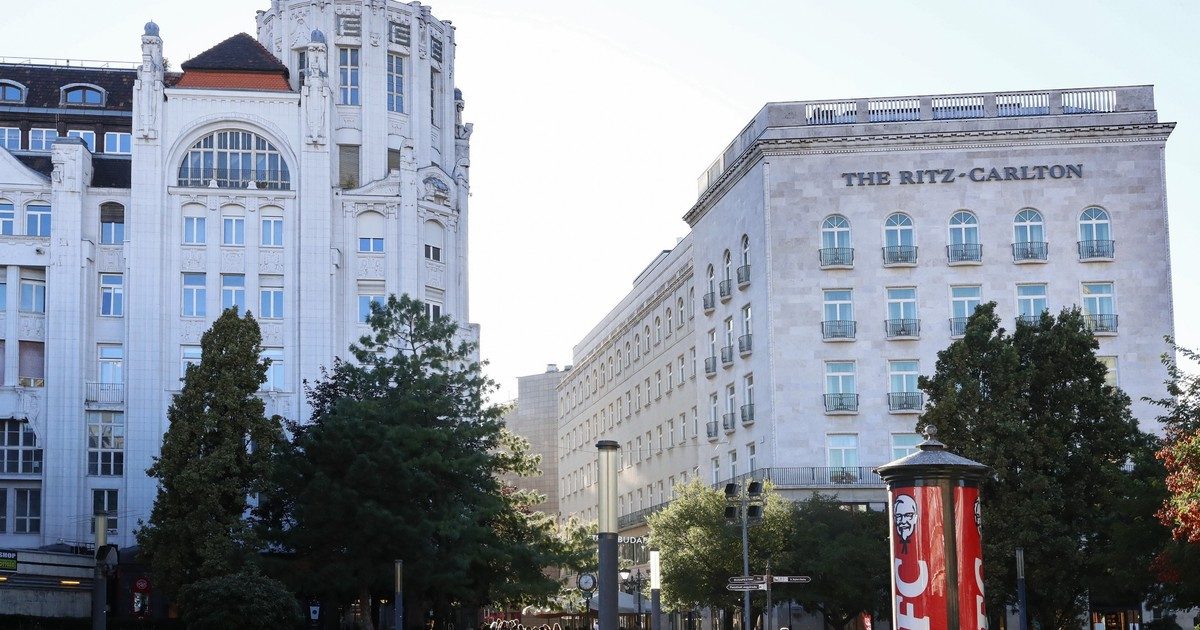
0,81,25,103
62,84,105,106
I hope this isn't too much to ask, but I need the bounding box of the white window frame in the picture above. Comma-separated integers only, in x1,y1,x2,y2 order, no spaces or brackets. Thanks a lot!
222,215,245,246
339,48,361,105
888,360,920,394
99,273,124,317
822,214,852,249
103,132,131,154
261,216,283,248
182,274,206,317
826,434,859,469
183,216,206,245
220,274,245,312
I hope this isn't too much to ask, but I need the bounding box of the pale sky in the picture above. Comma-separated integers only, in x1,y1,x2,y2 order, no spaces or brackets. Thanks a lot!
8,0,1199,401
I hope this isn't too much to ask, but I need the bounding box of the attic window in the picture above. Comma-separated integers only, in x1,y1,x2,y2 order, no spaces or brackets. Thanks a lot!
431,37,443,63
62,84,105,106
0,81,25,103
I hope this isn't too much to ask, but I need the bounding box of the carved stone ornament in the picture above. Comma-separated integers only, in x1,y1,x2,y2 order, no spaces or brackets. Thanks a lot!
220,248,245,272
261,322,283,346
181,247,205,272
181,319,206,342
422,176,451,205
19,388,41,421
357,254,385,279
18,314,45,340
259,249,284,274
425,259,445,287
98,246,124,272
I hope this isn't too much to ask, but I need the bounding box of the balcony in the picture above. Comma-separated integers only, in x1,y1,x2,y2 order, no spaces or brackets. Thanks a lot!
1016,314,1042,326
885,318,920,339
702,292,716,312
949,317,969,336
1078,240,1115,261
882,245,918,266
722,413,737,433
85,382,125,405
821,320,857,341
706,421,719,440
819,247,854,268
947,243,982,264
888,391,924,412
1085,313,1119,334
618,501,671,530
1012,241,1048,262
720,345,735,366
740,404,755,426
713,466,885,490
738,334,753,355
719,279,733,301
704,356,718,376
823,393,859,413
736,265,751,287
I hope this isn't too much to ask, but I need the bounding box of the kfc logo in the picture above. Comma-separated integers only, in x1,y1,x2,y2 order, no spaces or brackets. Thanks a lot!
894,494,918,553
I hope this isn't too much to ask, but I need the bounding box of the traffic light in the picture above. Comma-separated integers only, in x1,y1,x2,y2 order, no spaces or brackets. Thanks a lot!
747,481,762,499
746,504,762,520
724,483,739,500
724,505,738,521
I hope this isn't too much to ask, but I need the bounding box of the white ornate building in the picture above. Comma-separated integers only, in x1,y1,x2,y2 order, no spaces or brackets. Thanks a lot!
555,86,1175,543
0,0,473,552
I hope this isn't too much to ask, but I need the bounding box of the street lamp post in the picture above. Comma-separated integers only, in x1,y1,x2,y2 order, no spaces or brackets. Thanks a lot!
619,568,647,630
724,481,763,630
597,441,621,630
649,550,662,630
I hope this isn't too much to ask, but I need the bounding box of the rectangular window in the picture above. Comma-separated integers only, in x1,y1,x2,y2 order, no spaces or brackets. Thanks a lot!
747,443,757,471
183,216,206,245
180,346,201,380
182,273,206,317
221,274,245,312
742,304,752,335
358,293,384,322
261,217,283,247
823,289,853,321
826,361,856,394
387,53,405,113
26,204,51,237
262,348,285,391
100,206,124,245
29,128,58,151
222,216,245,246
18,341,44,387
87,412,125,476
826,434,858,468
892,433,922,460
92,489,118,534
425,298,442,319
743,373,755,406
98,344,123,384
709,393,719,424
67,130,96,152
14,488,40,533
0,202,13,235
358,237,384,253
1098,356,1118,387
951,286,982,319
259,276,284,319
0,126,20,150
0,489,5,532
711,457,720,485
100,273,123,317
667,419,675,447
339,48,361,105
1083,282,1115,316
887,287,917,320
19,280,45,313
1,419,42,474
103,132,131,154
1017,284,1048,319
889,360,920,393
729,449,738,478
430,68,441,127
338,144,361,188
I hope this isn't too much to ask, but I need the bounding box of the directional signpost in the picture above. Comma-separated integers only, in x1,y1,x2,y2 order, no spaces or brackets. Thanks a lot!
726,583,768,591
772,575,812,584
728,576,765,584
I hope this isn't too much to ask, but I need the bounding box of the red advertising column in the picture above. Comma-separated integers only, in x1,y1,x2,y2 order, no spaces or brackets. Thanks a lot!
876,428,991,630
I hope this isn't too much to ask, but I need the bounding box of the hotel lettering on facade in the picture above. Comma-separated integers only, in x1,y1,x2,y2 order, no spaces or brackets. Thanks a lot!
0,0,474,553
555,87,1174,532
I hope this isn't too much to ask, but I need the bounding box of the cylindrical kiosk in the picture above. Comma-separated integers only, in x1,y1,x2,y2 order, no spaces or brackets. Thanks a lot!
597,440,621,630
874,427,991,630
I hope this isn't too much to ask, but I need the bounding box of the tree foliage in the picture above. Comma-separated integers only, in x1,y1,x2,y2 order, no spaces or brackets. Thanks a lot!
137,308,286,598
917,304,1148,629
265,294,585,629
1147,343,1200,544
177,569,301,630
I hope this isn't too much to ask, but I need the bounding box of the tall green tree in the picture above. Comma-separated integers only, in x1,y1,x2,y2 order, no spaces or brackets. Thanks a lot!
266,294,580,630
918,303,1146,629
1147,343,1200,544
137,308,286,598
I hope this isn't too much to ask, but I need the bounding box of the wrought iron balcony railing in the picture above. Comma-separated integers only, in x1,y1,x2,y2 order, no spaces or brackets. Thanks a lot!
947,243,982,263
822,320,856,340
885,318,920,338
736,265,751,286
706,421,719,440
85,382,125,404
720,345,735,365
702,291,716,312
713,466,885,490
888,391,924,411
1085,313,1119,333
738,334,753,355
704,356,718,376
949,317,969,336
823,393,859,413
819,247,854,267
1016,314,1042,326
740,404,755,425
719,279,733,300
882,245,918,265
722,413,737,433
1012,241,1048,261
1078,240,1115,260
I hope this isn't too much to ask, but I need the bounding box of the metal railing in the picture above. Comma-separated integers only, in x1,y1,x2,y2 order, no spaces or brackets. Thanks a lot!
706,420,719,440
823,393,859,413
736,265,751,286
85,382,124,404
176,167,291,190
819,247,854,267
720,346,735,365
882,245,918,265
704,356,718,376
888,392,924,411
1012,241,1048,261
949,317,969,337
822,320,856,340
741,404,755,425
1085,313,1119,334
719,279,733,300
715,466,885,489
618,502,671,530
1016,314,1042,326
885,318,920,338
738,334,753,354
722,413,737,433
947,243,982,263
1078,240,1115,260
702,292,716,311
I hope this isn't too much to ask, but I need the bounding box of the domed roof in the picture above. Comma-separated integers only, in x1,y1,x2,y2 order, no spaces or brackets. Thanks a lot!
310,29,326,44
144,21,160,37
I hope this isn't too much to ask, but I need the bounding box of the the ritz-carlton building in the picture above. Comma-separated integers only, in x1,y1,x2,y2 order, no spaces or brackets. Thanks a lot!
0,0,474,551
555,86,1174,540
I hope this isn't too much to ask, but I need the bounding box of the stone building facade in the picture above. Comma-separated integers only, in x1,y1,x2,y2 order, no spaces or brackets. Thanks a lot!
0,0,473,554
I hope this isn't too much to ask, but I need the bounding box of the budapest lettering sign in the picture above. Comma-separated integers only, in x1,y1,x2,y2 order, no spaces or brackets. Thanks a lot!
840,164,1083,187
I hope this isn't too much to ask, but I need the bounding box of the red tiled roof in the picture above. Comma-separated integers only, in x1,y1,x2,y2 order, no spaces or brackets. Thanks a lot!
174,70,291,92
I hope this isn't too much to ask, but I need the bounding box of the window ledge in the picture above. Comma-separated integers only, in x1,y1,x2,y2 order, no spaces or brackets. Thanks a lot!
1013,258,1048,265
824,409,858,416
888,409,923,415
947,260,983,267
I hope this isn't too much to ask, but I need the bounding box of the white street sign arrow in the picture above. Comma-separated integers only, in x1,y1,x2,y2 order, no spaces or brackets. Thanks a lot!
728,576,766,584
726,583,768,591
771,576,812,584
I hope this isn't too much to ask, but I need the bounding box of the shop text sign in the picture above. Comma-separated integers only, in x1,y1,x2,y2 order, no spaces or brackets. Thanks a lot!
0,550,16,572
840,164,1083,186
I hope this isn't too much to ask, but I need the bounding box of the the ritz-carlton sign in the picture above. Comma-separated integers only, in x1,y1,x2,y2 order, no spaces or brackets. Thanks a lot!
840,164,1084,186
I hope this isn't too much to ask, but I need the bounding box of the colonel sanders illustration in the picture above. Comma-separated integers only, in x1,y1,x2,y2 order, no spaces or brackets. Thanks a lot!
894,494,918,553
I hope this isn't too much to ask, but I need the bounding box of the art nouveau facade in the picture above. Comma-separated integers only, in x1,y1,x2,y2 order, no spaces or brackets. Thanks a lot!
557,86,1175,534
0,0,473,551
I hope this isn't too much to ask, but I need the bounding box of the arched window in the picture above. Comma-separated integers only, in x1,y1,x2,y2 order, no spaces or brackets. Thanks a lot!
654,317,662,344
1079,206,1113,259
99,202,125,245
883,212,916,264
947,211,981,262
178,129,291,190
722,250,732,281
356,212,385,253
741,235,750,266
643,326,651,353
687,287,695,318
423,220,445,262
666,308,673,334
633,336,640,359
618,347,625,369
0,81,26,103
1013,209,1044,244
61,84,104,106
706,265,715,294
822,215,851,249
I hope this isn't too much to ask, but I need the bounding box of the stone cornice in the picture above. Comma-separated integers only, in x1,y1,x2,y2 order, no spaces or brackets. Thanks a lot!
684,123,1176,226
